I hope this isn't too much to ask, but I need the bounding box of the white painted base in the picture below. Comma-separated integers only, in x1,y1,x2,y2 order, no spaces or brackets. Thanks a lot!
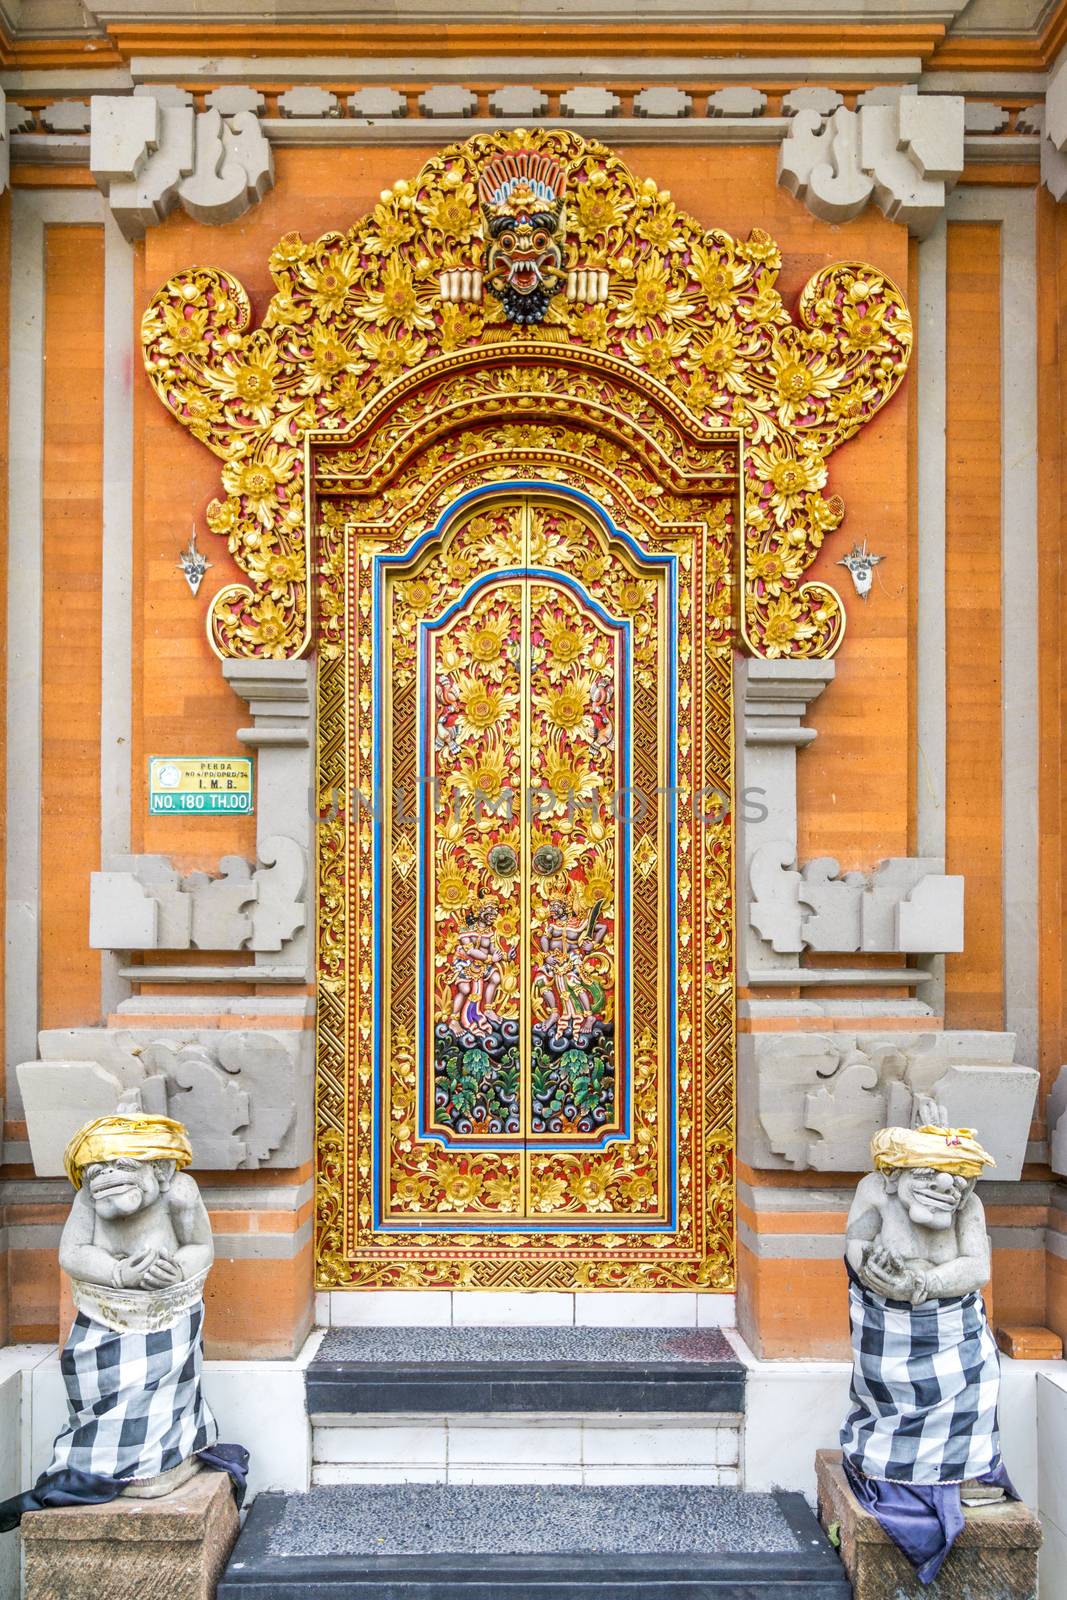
312,1411,742,1488
1037,1370,1067,1600
315,1290,736,1329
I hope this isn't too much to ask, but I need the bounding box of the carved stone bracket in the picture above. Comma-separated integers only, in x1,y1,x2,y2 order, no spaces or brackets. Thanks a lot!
1047,1063,1067,1176
749,845,964,956
16,1025,312,1173
739,1029,1038,1179
89,837,306,953
778,91,965,238
1042,49,1067,201
89,93,274,240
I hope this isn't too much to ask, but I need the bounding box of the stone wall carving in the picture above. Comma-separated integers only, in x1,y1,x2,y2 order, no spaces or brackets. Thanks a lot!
90,93,274,240
778,91,965,238
749,845,964,956
1048,1063,1067,1177
738,1030,1038,1179
17,1026,312,1173
89,836,305,953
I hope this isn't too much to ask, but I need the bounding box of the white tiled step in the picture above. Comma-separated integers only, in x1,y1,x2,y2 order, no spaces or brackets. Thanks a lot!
312,1412,742,1487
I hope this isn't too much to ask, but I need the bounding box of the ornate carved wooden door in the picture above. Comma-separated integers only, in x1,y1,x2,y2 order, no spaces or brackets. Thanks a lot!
384,492,665,1220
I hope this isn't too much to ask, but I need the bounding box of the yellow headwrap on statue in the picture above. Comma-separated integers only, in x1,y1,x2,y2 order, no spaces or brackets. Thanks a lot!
870,1124,996,1180
63,1114,193,1190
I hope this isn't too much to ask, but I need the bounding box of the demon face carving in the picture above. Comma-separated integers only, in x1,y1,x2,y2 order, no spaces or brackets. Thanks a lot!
477,151,567,324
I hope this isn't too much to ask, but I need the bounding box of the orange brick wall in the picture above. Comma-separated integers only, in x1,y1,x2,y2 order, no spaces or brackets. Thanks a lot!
39,224,106,1030
944,220,1005,1033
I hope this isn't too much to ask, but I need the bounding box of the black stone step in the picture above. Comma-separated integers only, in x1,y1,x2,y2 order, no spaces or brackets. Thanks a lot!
218,1484,851,1598
307,1326,745,1416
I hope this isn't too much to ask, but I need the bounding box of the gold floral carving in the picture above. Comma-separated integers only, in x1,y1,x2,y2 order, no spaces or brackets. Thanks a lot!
140,128,911,661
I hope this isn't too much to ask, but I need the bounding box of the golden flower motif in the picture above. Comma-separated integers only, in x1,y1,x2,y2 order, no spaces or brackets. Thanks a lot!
458,676,514,734
572,304,609,350
437,863,470,909
206,497,239,537
572,1162,614,1211
247,545,306,597
221,444,298,526
443,546,475,582
438,1162,480,1207
636,200,684,253
464,616,511,664
614,577,655,615
540,615,584,667
299,247,361,317
530,1172,569,1212
402,578,434,614
624,1172,656,1204
544,678,591,733
358,257,436,331
747,543,804,594
683,322,748,391
440,301,483,353
770,345,841,425
827,379,878,429
420,181,479,242
622,325,692,380
542,739,597,804
393,1173,433,1208
580,555,607,587
574,181,628,239
482,1172,518,1211
455,740,510,801
237,595,291,657
841,299,891,355
362,200,416,257
688,241,748,312
174,384,223,433
155,301,210,360
615,254,693,330
760,593,818,658
301,329,363,394
749,444,827,526
357,326,428,384
270,231,308,268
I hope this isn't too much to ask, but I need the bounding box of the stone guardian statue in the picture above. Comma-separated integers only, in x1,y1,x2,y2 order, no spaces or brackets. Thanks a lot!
840,1124,1017,1584
0,1108,246,1530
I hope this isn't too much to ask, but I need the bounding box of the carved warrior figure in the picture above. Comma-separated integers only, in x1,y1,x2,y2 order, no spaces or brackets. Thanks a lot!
841,1125,1017,1585
0,1111,246,1531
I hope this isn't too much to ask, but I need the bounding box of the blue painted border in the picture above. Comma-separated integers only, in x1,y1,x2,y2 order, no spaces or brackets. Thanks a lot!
369,482,678,1234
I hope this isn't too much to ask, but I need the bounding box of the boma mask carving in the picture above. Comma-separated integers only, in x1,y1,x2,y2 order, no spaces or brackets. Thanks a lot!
478,150,567,324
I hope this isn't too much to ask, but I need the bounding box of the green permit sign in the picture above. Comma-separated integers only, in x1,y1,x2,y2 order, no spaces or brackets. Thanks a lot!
148,757,254,815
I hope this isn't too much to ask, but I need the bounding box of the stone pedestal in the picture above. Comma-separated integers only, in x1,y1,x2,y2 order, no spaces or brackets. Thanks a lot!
815,1450,1041,1600
22,1467,239,1600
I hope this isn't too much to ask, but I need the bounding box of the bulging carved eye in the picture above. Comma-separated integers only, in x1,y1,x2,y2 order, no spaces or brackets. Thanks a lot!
532,232,549,249
499,232,516,251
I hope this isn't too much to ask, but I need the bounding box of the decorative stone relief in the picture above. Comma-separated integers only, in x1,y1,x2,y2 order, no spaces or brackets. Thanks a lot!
89,836,306,954
89,94,274,240
17,1025,311,1173
778,92,965,238
1042,49,1067,201
1048,1063,1067,1177
738,1029,1038,1179
749,846,964,956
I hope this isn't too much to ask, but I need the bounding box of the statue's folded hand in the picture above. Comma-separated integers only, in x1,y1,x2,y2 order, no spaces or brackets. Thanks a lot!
139,1251,183,1288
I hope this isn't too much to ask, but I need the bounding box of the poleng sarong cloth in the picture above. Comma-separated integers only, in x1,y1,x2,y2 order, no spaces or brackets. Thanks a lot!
0,1296,247,1532
840,1263,1016,1583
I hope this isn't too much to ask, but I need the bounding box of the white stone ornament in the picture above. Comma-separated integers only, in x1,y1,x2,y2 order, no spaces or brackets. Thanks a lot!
90,94,274,240
778,93,964,238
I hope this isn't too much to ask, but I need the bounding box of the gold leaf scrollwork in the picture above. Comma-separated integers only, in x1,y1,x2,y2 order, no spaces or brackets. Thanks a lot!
140,130,910,661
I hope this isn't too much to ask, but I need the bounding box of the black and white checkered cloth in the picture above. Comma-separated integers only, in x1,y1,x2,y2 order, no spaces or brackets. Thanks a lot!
47,1301,218,1483
840,1271,1002,1484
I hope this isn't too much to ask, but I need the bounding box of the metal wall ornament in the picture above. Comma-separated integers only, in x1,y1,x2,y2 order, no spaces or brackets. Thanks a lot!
139,127,913,665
